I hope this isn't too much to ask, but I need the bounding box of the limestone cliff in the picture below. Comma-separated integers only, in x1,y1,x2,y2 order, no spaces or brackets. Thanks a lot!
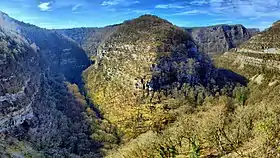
217,20,280,77
186,24,259,55
17,24,91,84
0,11,104,157
0,26,40,133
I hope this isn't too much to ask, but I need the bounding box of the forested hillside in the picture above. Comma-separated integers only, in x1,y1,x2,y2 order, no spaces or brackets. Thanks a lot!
83,15,250,157
0,11,116,157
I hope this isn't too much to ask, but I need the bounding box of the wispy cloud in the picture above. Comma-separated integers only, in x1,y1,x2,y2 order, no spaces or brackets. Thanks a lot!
101,0,139,7
173,9,208,15
101,0,119,6
38,2,52,11
189,0,208,5
209,0,280,18
155,4,184,9
1,0,279,30
72,4,82,11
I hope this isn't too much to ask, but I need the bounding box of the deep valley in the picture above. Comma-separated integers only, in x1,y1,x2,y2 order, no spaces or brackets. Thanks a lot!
0,9,280,158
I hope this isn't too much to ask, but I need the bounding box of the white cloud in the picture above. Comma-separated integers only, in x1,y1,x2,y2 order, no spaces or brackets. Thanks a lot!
204,0,280,30
72,4,83,11
155,4,184,9
173,9,208,15
101,0,119,6
190,0,208,5
38,2,52,11
209,0,280,18
101,0,139,7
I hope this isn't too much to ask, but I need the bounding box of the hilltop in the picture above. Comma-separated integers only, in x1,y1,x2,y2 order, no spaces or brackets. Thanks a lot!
83,14,246,148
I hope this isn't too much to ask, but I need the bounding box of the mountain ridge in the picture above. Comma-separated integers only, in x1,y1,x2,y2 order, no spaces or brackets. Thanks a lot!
54,16,259,57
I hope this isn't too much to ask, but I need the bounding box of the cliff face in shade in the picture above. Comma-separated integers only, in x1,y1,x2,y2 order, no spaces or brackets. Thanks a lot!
185,24,260,55
55,26,118,57
16,23,91,84
0,11,91,84
0,27,40,133
0,11,104,157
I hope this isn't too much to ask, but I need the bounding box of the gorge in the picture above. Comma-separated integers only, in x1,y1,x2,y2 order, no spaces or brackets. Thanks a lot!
2,10,279,158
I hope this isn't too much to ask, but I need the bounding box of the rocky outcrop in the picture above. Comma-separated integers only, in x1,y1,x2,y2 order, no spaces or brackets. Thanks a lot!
0,11,91,84
185,25,259,55
0,26,40,133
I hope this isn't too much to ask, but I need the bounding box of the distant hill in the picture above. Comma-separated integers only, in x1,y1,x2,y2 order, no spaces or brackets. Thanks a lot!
55,26,118,57
185,24,259,55
217,20,280,75
56,24,258,57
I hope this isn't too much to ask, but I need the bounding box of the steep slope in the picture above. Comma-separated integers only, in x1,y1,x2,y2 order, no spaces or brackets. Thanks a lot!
16,23,91,84
55,26,117,57
0,11,264,157
212,20,280,157
0,26,39,133
104,21,280,158
0,11,91,84
0,11,114,157
185,24,259,55
216,21,280,77
83,15,246,141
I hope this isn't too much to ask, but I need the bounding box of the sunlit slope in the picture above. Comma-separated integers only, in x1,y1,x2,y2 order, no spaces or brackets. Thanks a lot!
84,15,245,141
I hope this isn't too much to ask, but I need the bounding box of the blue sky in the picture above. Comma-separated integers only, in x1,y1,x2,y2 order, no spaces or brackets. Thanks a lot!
0,0,280,30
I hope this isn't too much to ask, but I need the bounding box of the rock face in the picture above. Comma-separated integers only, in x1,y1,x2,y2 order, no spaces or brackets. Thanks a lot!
0,11,102,157
0,12,91,84
17,23,91,84
0,26,40,133
185,25,259,55
83,15,245,140
55,26,117,57
218,20,280,74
